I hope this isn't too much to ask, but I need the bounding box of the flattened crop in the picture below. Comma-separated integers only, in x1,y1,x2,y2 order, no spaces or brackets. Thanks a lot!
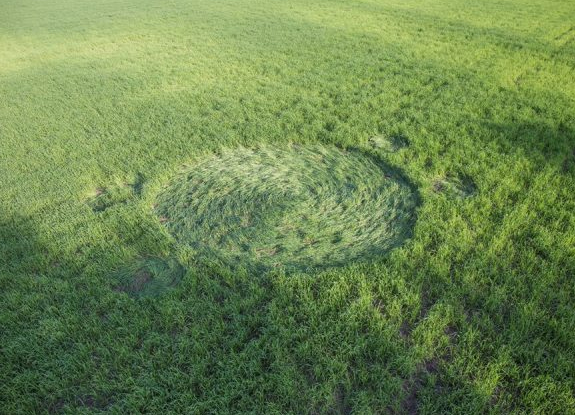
155,145,419,272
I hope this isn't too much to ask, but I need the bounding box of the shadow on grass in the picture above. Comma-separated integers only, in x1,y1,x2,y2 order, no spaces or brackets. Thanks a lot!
0,214,47,275
485,120,575,174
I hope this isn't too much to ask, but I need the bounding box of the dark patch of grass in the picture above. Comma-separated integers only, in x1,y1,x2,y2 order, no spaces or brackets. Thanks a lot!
562,146,575,174
87,173,146,212
114,256,185,298
87,184,133,213
432,173,477,199
0,215,46,273
400,323,457,415
131,172,146,197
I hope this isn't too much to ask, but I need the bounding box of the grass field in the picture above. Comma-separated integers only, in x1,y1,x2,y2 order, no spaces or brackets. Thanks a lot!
1,0,575,413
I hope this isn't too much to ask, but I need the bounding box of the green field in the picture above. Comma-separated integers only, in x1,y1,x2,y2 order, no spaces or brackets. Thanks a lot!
1,0,575,413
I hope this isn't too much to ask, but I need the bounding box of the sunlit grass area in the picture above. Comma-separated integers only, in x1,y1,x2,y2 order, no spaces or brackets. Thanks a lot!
1,0,574,413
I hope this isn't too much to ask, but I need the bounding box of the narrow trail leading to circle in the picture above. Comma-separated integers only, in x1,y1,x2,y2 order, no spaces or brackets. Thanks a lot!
156,144,419,272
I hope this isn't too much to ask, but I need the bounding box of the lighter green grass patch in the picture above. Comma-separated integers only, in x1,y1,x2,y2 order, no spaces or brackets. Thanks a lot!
155,144,418,272
368,133,409,152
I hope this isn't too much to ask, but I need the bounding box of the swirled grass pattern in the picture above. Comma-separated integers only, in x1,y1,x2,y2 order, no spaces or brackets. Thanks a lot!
156,145,418,272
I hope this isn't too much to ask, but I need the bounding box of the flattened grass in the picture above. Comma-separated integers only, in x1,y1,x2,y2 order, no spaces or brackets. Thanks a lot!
156,145,418,272
114,256,185,298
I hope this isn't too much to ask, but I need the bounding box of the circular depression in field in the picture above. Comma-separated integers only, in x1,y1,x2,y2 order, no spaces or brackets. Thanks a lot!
156,145,418,272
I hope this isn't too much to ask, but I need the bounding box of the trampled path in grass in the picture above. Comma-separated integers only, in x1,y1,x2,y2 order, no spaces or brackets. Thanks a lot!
1,0,574,413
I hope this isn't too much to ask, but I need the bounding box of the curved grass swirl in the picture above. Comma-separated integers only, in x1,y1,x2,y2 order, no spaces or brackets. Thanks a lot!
156,145,418,272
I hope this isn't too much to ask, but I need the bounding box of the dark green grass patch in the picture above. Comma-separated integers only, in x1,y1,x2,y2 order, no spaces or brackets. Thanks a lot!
432,173,477,199
86,173,145,213
114,256,185,298
155,145,418,272
87,185,133,213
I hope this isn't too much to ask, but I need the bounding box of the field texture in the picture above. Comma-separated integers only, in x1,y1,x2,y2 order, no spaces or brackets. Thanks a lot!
1,0,575,414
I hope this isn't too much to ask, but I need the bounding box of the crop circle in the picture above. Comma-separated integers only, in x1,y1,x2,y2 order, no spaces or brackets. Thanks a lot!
156,145,418,272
